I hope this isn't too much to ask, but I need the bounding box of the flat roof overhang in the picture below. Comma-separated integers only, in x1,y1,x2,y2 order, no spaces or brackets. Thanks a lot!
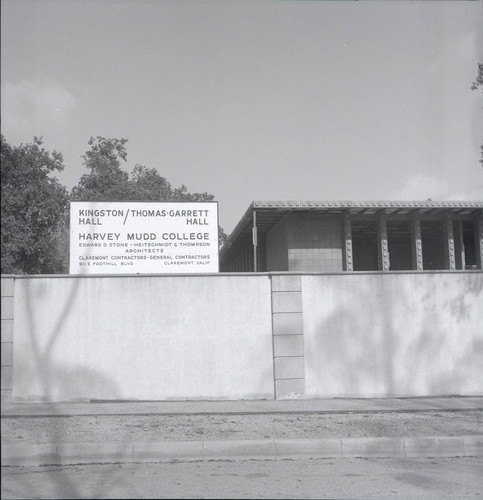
220,200,483,262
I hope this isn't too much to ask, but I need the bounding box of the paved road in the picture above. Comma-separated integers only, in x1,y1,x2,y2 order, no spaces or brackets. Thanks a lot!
2,457,482,499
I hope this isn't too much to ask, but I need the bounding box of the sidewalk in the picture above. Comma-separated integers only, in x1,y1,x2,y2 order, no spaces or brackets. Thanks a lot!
3,395,483,417
2,397,483,466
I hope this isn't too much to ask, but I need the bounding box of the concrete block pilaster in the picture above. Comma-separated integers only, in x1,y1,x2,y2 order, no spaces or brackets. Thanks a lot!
274,357,305,378
1,277,14,404
272,313,303,336
273,335,304,357
271,274,305,399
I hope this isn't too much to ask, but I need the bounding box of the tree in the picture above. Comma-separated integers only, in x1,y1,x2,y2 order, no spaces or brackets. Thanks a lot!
129,166,228,246
1,134,228,275
71,137,132,201
129,164,174,201
72,137,229,247
471,63,483,92
472,63,483,167
1,135,70,274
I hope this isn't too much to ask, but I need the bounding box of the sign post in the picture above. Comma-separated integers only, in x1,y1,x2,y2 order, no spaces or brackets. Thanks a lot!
69,201,219,274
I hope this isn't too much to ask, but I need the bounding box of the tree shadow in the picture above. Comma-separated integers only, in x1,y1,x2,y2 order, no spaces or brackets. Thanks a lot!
304,273,483,398
4,272,276,498
5,275,139,499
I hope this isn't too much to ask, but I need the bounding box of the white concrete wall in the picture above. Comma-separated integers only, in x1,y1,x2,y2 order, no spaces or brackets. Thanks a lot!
302,272,483,397
6,271,482,403
12,275,274,402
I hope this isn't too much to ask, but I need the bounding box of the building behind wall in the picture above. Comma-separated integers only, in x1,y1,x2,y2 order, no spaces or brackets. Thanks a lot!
220,200,483,273
3,199,482,402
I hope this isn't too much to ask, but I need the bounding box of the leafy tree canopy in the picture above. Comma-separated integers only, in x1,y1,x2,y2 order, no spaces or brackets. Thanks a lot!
71,136,217,202
1,135,228,274
71,137,131,201
472,63,483,167
1,135,69,274
72,137,228,246
471,62,483,92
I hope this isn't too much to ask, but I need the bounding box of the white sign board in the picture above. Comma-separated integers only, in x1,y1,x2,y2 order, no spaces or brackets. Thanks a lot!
70,201,219,274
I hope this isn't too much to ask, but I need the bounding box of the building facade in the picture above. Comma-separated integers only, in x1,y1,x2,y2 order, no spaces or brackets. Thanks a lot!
220,201,483,273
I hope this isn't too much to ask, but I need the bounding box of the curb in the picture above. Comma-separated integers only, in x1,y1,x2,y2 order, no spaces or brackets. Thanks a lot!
2,435,482,466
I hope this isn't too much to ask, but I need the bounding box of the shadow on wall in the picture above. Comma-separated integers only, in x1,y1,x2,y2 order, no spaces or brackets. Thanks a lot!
12,363,121,403
18,277,121,402
306,274,483,397
309,284,399,397
13,274,276,402
426,275,483,395
7,277,135,500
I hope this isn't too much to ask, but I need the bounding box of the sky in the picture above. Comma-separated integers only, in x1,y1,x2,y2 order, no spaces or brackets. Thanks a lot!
2,0,482,234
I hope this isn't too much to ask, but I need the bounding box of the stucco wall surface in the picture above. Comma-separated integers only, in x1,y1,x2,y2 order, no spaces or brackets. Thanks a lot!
12,275,274,402
302,272,483,398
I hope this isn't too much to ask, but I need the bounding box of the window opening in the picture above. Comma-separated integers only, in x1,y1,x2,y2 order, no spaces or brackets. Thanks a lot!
387,220,412,270
463,220,477,269
421,220,445,270
352,219,378,271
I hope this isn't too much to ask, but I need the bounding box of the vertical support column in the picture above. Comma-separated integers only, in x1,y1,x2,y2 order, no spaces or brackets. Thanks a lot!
1,278,14,404
378,212,390,271
252,210,258,272
411,216,423,271
443,216,456,270
343,213,353,272
476,215,483,270
271,275,305,399
454,220,465,270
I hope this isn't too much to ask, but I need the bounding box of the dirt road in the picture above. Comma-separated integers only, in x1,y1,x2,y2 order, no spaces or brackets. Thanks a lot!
3,410,481,445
